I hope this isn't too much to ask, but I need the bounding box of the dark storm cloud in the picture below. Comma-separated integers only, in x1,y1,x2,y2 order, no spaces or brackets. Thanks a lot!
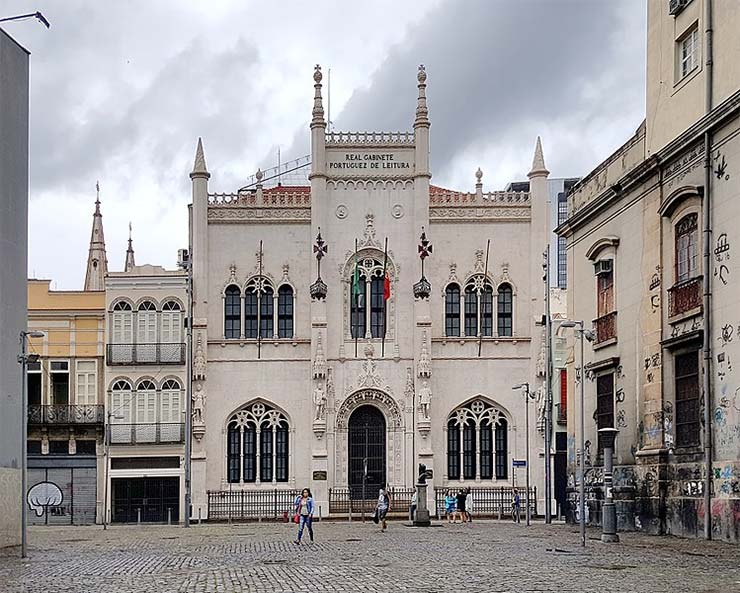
296,0,645,183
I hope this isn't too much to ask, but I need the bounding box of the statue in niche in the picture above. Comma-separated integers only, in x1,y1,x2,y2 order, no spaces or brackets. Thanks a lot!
193,382,205,425
313,383,327,421
418,380,432,419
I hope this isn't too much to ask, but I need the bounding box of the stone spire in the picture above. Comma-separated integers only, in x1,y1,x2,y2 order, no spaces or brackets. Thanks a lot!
414,64,429,127
311,64,325,127
83,181,108,291
124,222,136,272
528,136,550,178
190,137,210,179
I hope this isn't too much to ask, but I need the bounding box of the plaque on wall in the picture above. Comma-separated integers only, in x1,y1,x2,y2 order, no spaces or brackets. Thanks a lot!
312,471,327,481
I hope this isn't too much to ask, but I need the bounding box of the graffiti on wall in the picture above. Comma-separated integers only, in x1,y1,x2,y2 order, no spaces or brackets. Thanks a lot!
27,482,63,517
714,232,730,286
649,265,661,313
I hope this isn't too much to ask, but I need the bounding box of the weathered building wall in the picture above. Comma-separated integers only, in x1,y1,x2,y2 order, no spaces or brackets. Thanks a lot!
0,28,29,549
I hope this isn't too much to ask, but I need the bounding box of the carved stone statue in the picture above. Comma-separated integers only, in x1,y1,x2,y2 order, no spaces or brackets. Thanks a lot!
313,383,327,420
418,380,432,419
192,382,205,425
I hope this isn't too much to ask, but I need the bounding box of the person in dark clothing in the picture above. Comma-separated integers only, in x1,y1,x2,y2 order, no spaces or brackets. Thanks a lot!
454,489,467,523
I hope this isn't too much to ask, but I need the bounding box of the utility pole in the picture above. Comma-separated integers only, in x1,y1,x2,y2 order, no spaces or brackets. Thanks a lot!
544,246,553,524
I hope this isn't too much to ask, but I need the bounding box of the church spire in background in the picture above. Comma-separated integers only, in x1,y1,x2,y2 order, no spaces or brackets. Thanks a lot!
83,181,108,291
124,222,136,272
528,136,550,178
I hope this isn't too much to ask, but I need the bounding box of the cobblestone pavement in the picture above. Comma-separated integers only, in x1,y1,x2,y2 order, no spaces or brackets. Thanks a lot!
1,520,739,592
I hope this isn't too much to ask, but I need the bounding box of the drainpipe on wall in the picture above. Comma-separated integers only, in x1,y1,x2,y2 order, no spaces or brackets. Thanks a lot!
702,0,714,541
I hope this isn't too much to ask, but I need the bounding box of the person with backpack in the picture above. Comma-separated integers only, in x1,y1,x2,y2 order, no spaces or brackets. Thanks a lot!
512,488,521,523
293,488,314,544
375,484,391,532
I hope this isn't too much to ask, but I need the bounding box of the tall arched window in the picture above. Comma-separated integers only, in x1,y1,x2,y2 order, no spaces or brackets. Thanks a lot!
348,255,392,341
110,301,134,363
464,276,494,337
278,285,294,338
226,402,289,484
245,287,257,338
260,285,274,338
224,285,241,339
447,399,507,481
110,379,132,423
675,213,698,283
160,379,183,442
137,301,158,363
497,283,513,337
445,283,461,337
160,301,183,363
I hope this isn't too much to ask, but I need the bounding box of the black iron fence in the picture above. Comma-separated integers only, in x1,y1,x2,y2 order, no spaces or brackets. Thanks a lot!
109,423,184,444
207,489,300,521
28,404,104,425
106,343,185,365
434,486,537,517
328,486,416,515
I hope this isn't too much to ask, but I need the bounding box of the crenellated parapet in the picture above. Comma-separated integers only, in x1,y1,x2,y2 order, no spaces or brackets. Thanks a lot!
325,131,415,147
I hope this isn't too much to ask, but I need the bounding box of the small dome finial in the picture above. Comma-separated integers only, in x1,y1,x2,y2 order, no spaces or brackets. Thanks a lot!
475,167,483,182
256,168,263,182
314,64,322,83
417,64,426,84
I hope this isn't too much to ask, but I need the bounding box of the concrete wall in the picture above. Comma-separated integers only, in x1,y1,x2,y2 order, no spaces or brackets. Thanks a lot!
0,28,29,549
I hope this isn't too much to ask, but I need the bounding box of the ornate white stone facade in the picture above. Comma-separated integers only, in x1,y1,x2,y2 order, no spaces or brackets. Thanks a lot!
189,65,556,516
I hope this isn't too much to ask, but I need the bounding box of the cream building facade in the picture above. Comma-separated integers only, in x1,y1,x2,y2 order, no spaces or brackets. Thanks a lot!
558,0,740,543
189,66,560,518
103,252,188,524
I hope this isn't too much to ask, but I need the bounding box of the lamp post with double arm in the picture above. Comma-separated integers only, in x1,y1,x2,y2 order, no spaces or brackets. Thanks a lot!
559,320,594,547
512,382,535,526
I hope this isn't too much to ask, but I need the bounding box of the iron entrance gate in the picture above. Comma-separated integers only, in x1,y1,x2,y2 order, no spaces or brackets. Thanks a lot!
27,463,97,525
348,405,386,498
112,477,179,523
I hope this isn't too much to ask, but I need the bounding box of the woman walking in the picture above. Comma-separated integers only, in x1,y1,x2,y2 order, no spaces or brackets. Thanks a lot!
293,488,314,544
454,488,467,523
376,483,391,532
444,490,456,523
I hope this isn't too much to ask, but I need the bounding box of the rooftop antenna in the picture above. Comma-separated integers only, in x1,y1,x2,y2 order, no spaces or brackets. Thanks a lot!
0,12,51,28
277,147,281,186
327,67,332,133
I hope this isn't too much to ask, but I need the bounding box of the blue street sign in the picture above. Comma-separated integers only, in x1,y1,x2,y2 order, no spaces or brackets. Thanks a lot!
512,460,527,468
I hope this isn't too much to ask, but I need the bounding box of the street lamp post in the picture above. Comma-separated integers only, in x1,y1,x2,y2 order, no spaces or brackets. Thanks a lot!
512,382,535,526
598,427,620,543
18,330,44,558
559,320,594,547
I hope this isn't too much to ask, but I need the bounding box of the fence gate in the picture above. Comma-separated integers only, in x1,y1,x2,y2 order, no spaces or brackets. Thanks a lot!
111,477,179,523
348,405,386,499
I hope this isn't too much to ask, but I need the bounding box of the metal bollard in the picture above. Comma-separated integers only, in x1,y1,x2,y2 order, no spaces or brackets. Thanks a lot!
318,505,322,522
198,507,202,525
498,504,502,521
137,508,141,525
167,507,172,526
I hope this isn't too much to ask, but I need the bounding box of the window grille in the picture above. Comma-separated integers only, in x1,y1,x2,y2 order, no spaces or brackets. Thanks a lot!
675,351,700,447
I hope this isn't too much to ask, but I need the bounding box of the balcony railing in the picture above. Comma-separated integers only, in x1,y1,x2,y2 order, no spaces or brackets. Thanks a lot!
28,404,104,425
668,276,703,319
593,311,617,345
109,423,184,445
106,343,185,365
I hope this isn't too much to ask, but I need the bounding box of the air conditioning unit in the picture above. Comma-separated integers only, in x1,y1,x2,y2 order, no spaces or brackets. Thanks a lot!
594,259,613,276
177,248,190,270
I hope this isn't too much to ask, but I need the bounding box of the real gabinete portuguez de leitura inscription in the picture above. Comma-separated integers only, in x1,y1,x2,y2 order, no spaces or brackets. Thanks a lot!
328,152,411,170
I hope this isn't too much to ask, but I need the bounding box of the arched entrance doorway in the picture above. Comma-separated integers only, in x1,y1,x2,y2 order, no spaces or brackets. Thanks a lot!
348,405,386,498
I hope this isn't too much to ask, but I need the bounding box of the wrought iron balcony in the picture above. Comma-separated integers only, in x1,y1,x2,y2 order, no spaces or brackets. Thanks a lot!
28,404,104,425
106,343,185,366
593,311,617,345
668,276,703,320
109,423,184,445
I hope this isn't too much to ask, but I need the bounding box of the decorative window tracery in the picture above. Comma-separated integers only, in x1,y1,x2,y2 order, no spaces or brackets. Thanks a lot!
463,276,494,337
345,253,395,341
227,402,289,484
447,399,508,481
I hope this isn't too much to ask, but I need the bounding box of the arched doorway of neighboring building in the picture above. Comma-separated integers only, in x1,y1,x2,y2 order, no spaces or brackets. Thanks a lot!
348,405,386,499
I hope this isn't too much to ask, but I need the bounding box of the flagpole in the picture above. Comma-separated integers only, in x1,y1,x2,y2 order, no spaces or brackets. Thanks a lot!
478,239,491,358
354,238,359,359
381,237,388,358
257,240,263,360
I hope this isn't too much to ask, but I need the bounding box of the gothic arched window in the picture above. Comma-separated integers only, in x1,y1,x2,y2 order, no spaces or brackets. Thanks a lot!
497,283,513,337
278,285,294,338
464,276,494,337
348,256,390,340
244,277,276,339
447,399,508,481
224,285,241,339
226,402,289,484
445,283,461,337
260,285,274,338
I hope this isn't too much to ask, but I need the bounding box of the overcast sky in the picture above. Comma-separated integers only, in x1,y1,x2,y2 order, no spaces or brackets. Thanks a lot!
3,0,646,290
